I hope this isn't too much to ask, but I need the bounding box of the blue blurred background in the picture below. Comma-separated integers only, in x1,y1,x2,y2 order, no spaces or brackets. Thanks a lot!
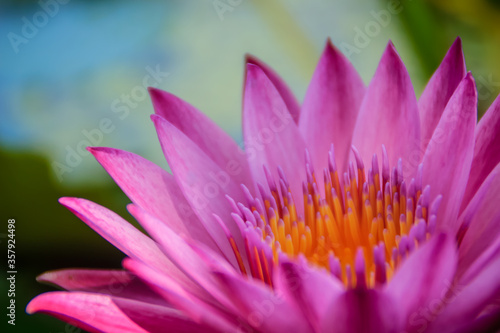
1,0,500,331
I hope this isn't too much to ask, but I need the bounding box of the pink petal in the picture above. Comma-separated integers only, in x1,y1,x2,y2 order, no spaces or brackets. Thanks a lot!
149,88,253,189
246,54,301,123
459,234,500,287
299,39,365,174
128,204,247,306
27,291,204,333
462,94,500,206
428,246,500,332
243,63,308,203
422,73,477,232
37,269,166,305
276,259,344,331
58,197,201,294
320,289,401,333
88,147,219,254
188,239,240,275
151,114,245,269
352,42,420,178
213,270,312,333
458,163,500,276
386,233,457,330
123,258,241,333
418,37,466,152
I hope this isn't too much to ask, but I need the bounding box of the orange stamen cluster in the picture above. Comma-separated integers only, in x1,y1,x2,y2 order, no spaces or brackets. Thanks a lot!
225,146,441,288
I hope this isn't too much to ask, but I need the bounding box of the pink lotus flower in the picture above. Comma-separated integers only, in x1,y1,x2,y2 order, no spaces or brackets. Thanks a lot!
28,38,500,333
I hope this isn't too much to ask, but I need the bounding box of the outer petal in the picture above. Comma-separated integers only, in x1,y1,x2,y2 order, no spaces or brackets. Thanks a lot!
152,114,244,268
246,54,301,123
123,258,242,333
428,246,500,333
149,87,253,189
320,289,401,333
385,233,457,332
459,235,500,287
128,204,246,307
462,94,500,205
276,258,344,331
88,147,219,254
243,63,307,202
58,197,202,296
352,42,420,178
299,39,365,174
27,292,203,333
418,37,466,152
213,270,312,333
422,73,477,231
457,163,500,276
37,269,166,305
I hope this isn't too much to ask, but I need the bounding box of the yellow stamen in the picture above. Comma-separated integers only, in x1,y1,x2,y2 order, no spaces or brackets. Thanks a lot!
228,151,434,289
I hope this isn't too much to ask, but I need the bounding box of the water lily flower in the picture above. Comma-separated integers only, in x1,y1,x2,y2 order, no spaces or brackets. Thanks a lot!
28,38,500,333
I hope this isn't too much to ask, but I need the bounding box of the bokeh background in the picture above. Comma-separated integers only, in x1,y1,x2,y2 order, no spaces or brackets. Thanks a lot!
1,0,500,331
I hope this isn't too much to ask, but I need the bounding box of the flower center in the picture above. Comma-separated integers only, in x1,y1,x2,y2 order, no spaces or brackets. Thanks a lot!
224,145,441,289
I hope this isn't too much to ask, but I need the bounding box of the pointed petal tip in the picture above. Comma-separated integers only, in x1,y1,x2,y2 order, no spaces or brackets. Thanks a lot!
245,51,301,125
244,53,259,65
383,40,400,59
150,113,164,125
34,270,72,289
324,38,349,62
462,71,477,96
244,56,267,82
147,86,159,94
318,37,352,65
465,71,474,81
36,272,53,284
86,146,106,155
35,269,73,285
147,87,168,106
26,297,39,315
446,36,465,69
244,63,264,92
324,37,335,52
452,36,463,49
351,146,365,170
125,202,137,216
58,196,78,207
26,293,54,315
245,62,263,79
127,203,147,222
147,86,168,98
86,146,119,156
148,88,184,116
